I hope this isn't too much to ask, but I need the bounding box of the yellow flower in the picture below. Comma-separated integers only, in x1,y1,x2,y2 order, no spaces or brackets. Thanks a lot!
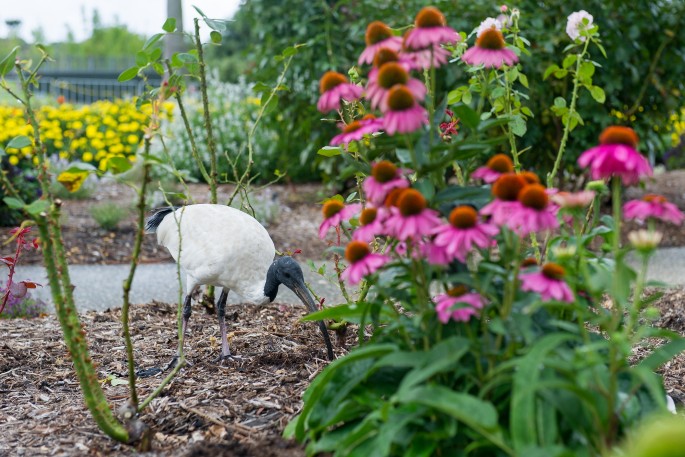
127,134,139,145
8,155,19,165
82,152,94,162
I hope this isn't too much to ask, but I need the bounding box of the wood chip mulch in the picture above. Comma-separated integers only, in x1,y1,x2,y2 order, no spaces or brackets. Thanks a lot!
0,300,344,456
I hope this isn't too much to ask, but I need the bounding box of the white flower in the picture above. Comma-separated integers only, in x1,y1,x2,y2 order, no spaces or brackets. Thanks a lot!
566,10,594,42
477,17,502,37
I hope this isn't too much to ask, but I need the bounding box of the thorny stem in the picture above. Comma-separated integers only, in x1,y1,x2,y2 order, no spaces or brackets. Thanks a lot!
547,37,591,188
121,157,151,409
5,56,130,442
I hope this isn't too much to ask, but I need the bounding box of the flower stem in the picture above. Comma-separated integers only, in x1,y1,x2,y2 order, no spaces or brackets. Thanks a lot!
546,38,591,188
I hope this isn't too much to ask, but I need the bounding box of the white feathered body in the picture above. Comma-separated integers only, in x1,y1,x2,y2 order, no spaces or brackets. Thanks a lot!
156,204,275,304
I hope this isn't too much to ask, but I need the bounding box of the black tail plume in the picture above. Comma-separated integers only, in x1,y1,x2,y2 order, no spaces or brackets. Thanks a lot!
144,207,178,233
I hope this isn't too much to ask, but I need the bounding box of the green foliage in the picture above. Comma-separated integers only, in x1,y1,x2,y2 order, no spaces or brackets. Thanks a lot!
287,4,682,455
89,202,130,230
224,0,684,179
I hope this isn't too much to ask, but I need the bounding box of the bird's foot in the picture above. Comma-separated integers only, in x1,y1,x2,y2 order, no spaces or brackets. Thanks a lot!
214,353,243,365
165,356,193,372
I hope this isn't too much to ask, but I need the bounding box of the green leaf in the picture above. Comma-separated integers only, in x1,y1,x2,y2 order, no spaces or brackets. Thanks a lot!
397,385,499,432
638,338,685,371
25,199,50,216
117,66,139,82
6,135,32,150
452,104,479,130
162,18,176,33
462,90,472,105
175,53,198,63
562,54,577,69
510,333,576,452
282,46,298,57
143,33,164,50
553,69,568,79
543,64,559,80
397,337,469,395
509,115,527,137
192,5,207,17
553,97,567,109
135,51,148,67
3,197,25,210
107,156,133,174
589,86,606,103
210,31,222,44
578,61,595,80
204,18,228,32
518,73,529,88
0,46,19,77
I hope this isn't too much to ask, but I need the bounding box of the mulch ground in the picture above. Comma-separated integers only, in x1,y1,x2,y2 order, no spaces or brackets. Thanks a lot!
0,300,347,456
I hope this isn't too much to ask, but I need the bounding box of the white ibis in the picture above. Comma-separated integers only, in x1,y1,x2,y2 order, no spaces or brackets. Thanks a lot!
145,204,335,362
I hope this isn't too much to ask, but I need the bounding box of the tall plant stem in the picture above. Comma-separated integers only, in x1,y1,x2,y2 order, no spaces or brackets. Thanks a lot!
502,67,520,171
547,38,591,188
193,18,218,204
7,56,131,442
121,156,151,409
165,60,211,185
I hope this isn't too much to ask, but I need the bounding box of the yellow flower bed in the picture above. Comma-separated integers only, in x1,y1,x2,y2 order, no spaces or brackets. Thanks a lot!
1,99,173,170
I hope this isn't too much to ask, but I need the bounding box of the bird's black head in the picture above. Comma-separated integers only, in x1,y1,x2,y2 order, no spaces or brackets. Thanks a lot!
264,256,336,361
264,256,305,303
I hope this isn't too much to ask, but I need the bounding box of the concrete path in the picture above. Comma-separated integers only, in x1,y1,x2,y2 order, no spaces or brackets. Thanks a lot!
12,260,350,313
9,247,685,313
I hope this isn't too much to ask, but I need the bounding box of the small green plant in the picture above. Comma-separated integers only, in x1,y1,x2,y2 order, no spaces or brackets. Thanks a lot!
89,202,130,230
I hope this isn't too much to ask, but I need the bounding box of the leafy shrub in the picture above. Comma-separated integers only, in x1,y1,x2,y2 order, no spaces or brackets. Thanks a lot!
89,202,130,230
225,0,684,181
0,159,41,226
288,6,684,456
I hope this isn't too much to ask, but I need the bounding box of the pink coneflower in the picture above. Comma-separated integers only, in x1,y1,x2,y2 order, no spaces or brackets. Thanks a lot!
358,21,403,65
624,194,685,225
577,126,653,185
419,239,452,265
363,160,410,205
341,240,389,285
366,62,426,111
330,115,384,146
368,48,412,81
471,154,514,183
520,263,574,302
434,285,486,323
318,199,361,239
317,71,363,113
401,40,452,70
385,189,442,240
508,184,560,236
462,27,518,69
480,173,527,226
382,85,429,135
353,207,386,242
433,206,499,262
405,7,459,50
550,190,596,209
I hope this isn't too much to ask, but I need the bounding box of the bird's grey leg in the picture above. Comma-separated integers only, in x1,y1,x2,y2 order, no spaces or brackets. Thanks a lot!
215,289,234,362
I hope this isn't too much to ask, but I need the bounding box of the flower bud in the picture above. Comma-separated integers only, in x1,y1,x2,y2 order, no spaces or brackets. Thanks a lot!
628,229,662,254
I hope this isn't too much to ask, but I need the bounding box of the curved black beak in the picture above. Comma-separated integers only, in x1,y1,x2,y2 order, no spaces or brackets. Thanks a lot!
289,280,336,361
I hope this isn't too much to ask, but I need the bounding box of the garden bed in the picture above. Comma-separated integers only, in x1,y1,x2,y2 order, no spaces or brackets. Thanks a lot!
0,300,346,456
